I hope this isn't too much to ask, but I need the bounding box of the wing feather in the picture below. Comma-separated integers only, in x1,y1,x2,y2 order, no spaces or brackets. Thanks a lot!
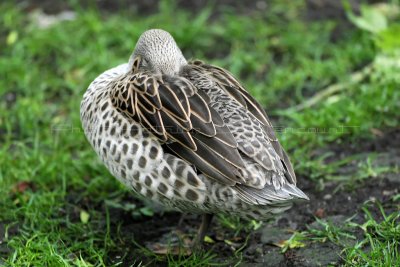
188,94,212,123
190,114,216,137
158,84,189,121
187,61,297,184
111,57,246,186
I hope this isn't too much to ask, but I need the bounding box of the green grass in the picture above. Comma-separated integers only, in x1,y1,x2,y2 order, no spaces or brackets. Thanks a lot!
343,201,400,266
281,199,400,266
1,0,400,266
305,200,400,266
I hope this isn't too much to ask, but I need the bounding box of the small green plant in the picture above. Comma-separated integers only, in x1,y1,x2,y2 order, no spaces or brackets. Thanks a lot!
307,217,356,245
343,201,400,266
217,214,263,236
279,231,307,253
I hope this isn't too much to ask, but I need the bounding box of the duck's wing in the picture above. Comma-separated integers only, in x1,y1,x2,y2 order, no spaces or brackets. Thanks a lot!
187,60,297,185
111,57,246,186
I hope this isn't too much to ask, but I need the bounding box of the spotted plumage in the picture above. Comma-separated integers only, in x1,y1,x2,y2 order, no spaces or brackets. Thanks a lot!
80,29,308,225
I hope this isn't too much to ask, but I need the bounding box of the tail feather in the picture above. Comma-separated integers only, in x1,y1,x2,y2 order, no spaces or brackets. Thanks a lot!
236,182,309,205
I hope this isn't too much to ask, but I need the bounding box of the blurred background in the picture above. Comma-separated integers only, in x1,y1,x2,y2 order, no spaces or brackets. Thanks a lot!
1,0,399,266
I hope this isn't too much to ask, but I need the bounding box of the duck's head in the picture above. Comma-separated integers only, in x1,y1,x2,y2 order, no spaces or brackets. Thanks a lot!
129,29,187,76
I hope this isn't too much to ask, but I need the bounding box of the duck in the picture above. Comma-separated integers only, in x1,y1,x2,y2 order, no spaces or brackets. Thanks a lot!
80,29,308,246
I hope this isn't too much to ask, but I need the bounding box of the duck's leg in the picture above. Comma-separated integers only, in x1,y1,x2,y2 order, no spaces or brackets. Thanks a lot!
178,213,187,228
193,213,213,248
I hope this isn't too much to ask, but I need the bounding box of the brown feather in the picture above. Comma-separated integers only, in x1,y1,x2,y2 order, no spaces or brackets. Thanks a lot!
111,56,247,186
158,84,189,121
188,94,212,123
167,141,241,185
193,133,245,169
190,114,216,137
188,60,297,185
